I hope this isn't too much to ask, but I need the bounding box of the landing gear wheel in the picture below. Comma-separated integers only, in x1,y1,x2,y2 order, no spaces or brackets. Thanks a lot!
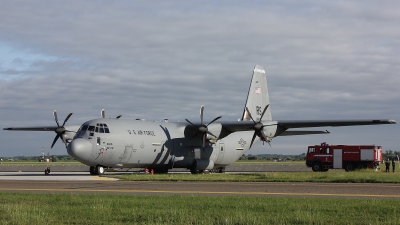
96,166,105,175
90,166,96,175
312,162,322,172
345,163,354,172
190,168,199,174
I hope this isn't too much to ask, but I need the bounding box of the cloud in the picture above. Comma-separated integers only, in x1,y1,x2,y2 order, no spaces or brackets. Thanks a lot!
0,1,399,157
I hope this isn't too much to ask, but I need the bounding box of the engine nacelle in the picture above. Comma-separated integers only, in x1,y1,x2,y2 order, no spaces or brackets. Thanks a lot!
262,123,277,141
195,159,214,170
206,123,222,142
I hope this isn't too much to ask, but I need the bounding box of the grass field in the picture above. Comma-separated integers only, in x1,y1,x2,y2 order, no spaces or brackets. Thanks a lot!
1,193,399,224
1,161,400,224
111,168,400,183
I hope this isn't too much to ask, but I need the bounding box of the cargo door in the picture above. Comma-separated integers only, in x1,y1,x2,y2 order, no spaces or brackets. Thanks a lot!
333,149,342,168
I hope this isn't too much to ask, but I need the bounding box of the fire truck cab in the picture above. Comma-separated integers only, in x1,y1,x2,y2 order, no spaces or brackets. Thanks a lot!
306,143,382,172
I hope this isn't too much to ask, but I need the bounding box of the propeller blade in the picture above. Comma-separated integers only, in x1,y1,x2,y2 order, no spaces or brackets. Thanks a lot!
202,134,206,149
185,119,196,126
187,132,201,142
258,104,270,122
245,107,256,123
206,131,217,138
206,116,222,126
62,113,73,127
200,105,204,125
51,110,73,148
249,132,257,149
51,134,60,148
116,115,122,119
53,110,60,127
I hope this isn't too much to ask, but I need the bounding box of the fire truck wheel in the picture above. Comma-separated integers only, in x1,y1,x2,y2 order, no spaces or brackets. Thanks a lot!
312,162,322,172
345,163,355,172
356,163,367,169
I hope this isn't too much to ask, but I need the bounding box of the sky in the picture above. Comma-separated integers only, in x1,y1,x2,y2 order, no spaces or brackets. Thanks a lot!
0,1,399,157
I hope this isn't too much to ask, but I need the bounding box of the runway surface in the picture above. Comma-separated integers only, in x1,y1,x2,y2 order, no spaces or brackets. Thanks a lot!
1,172,400,198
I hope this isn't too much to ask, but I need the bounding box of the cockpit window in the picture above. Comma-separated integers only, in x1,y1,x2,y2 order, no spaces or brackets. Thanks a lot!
104,125,109,133
88,126,95,132
78,125,89,132
87,123,110,134
99,124,104,133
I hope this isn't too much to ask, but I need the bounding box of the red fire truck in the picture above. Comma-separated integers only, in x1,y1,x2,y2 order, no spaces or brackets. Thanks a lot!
306,143,382,172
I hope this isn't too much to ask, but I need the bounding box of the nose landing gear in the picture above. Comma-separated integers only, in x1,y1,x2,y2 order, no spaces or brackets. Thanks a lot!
90,165,106,175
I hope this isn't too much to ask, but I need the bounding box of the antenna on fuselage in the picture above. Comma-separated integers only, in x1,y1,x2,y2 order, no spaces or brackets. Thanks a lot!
101,109,105,118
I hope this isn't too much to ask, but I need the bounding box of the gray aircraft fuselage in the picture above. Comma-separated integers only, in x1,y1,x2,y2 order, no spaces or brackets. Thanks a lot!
68,118,251,172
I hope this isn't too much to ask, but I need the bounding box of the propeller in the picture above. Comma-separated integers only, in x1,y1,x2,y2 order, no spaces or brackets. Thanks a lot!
185,105,222,149
51,110,73,148
245,104,272,148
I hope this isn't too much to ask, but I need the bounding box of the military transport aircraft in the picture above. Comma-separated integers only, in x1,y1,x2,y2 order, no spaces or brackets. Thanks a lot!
3,65,396,175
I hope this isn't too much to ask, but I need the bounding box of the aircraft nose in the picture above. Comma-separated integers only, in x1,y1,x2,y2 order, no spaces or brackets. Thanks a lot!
67,138,92,160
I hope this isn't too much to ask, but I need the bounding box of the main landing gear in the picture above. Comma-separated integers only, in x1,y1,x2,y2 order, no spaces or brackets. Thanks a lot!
90,165,106,175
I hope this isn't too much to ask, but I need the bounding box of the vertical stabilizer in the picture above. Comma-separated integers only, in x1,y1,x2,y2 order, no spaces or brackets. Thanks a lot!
241,65,272,121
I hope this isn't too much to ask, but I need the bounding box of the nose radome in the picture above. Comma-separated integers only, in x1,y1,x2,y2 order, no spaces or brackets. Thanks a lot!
67,138,92,161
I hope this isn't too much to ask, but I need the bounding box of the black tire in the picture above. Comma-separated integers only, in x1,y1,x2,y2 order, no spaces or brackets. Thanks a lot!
96,166,105,175
312,162,322,172
153,169,169,174
345,163,354,172
190,168,199,174
89,166,96,175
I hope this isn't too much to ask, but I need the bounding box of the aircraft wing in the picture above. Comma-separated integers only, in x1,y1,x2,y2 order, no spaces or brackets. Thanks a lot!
276,119,396,129
220,119,396,134
3,126,59,131
3,125,80,132
278,130,330,136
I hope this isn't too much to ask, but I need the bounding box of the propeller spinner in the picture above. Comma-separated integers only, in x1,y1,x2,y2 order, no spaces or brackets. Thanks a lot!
245,104,273,148
185,105,222,149
51,110,73,148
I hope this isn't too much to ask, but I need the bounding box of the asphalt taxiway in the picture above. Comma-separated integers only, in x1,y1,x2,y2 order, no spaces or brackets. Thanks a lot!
1,172,400,198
